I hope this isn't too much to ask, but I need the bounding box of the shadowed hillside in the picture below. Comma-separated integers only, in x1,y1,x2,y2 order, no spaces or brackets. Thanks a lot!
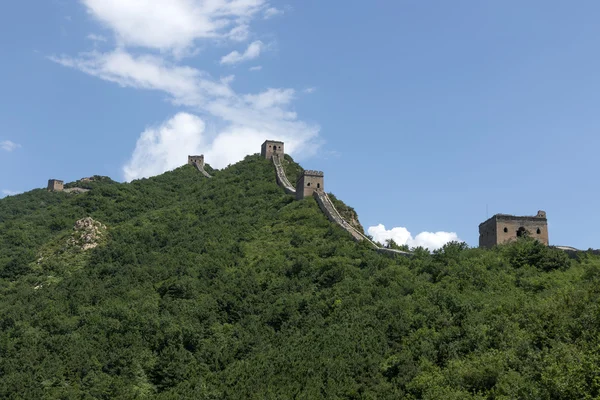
1,155,600,399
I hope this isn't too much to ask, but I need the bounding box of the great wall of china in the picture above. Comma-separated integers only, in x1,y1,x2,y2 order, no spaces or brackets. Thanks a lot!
44,139,590,253
188,155,213,178
261,140,411,257
46,140,411,257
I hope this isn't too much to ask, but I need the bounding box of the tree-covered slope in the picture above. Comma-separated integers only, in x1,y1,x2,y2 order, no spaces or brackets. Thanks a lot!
1,155,599,399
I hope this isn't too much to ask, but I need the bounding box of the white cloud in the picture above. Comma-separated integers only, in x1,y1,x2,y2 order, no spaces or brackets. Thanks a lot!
220,41,264,65
264,7,283,19
124,112,316,181
1,141,21,152
303,87,316,94
87,33,107,42
368,224,462,251
51,49,319,179
80,0,267,54
249,65,262,71
53,1,319,181
123,113,207,181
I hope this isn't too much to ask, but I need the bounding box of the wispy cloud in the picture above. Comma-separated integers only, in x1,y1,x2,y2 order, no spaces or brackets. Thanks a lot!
264,7,283,19
249,65,262,71
368,224,462,251
1,140,21,152
87,33,107,43
220,41,265,65
303,87,316,94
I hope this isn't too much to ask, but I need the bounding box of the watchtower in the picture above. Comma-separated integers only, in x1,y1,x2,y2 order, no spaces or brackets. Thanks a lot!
47,179,64,192
261,140,284,160
296,170,324,200
188,155,204,167
479,210,548,248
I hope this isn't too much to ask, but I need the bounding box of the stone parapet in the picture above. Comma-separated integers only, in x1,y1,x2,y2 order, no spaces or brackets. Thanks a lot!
272,155,296,194
299,170,324,178
192,161,212,178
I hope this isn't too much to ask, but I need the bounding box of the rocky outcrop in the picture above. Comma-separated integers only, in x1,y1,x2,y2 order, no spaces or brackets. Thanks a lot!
64,188,90,194
68,217,107,251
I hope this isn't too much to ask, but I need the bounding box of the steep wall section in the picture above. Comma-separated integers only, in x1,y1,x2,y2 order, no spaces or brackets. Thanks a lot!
313,191,411,257
272,155,296,195
193,162,213,178
313,190,366,242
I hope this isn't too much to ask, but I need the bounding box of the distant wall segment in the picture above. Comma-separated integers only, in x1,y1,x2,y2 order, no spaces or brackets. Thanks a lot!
188,154,212,178
263,140,410,257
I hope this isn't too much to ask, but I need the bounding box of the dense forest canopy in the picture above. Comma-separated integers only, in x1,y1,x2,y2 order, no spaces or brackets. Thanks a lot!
1,154,599,399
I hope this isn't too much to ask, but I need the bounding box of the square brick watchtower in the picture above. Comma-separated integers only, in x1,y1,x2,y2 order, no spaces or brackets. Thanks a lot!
296,170,324,200
479,210,548,248
47,179,64,192
261,140,284,160
188,155,205,167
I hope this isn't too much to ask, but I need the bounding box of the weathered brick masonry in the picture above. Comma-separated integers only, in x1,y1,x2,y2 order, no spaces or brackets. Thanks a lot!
479,210,548,248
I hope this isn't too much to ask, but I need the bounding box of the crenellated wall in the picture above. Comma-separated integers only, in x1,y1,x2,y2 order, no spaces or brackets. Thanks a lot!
273,155,296,194
312,190,411,257
188,155,212,178
192,161,212,178
266,142,411,257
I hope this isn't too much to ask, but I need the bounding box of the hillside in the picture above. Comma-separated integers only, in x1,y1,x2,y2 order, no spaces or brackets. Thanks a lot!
1,155,600,399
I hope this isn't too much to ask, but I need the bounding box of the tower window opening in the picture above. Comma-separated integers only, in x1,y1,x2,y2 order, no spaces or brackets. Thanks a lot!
504,227,508,233
307,182,311,187
517,227,527,237
537,228,541,234
317,183,320,188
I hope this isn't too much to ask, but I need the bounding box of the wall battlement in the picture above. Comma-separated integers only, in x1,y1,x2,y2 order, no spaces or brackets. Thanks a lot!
299,170,324,178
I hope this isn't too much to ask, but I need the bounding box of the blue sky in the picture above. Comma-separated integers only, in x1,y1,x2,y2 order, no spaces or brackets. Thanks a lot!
1,1,599,250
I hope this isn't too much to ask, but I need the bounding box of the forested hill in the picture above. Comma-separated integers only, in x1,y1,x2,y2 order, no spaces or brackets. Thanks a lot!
1,155,600,399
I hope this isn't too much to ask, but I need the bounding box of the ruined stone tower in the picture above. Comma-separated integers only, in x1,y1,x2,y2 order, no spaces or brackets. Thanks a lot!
479,210,548,248
47,179,64,192
296,170,324,200
261,140,284,160
188,155,205,167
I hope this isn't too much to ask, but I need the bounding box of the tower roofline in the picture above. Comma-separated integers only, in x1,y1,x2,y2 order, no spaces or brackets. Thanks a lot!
479,210,547,227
